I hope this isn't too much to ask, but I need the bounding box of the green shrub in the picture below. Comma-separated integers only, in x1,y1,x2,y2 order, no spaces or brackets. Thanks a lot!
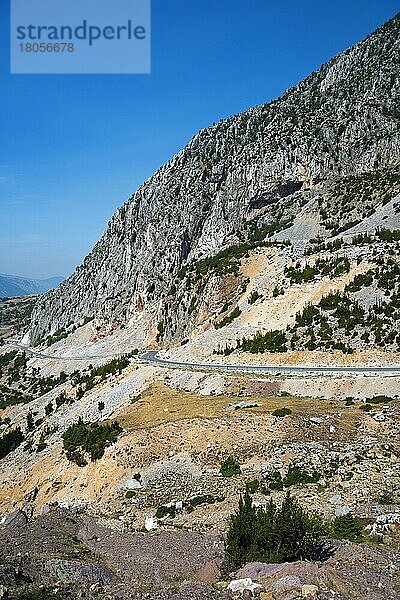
344,397,355,406
55,392,68,408
283,464,320,487
249,290,261,304
224,491,327,571
330,513,364,541
36,432,48,453
268,470,284,491
215,306,242,329
376,488,397,505
359,403,372,412
188,494,223,509
26,411,35,431
155,504,176,519
220,455,241,477
246,480,260,494
62,418,122,464
0,426,24,459
273,286,284,297
125,490,136,499
368,395,392,404
272,407,292,417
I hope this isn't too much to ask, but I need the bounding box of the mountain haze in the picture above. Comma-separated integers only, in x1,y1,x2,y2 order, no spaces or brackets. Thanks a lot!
0,274,63,299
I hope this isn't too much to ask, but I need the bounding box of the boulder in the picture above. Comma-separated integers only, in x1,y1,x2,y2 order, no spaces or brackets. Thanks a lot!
41,504,51,515
271,575,302,594
227,578,263,597
259,593,273,600
1,509,27,528
335,506,350,517
124,476,142,490
258,561,319,586
194,558,222,583
328,494,342,505
144,516,158,531
236,563,284,580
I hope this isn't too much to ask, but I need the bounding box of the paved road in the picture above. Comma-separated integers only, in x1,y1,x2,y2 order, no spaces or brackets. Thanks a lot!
6,342,400,375
141,350,400,375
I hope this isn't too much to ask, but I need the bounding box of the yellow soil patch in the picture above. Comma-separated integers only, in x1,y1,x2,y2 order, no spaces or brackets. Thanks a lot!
112,381,361,432
241,250,270,279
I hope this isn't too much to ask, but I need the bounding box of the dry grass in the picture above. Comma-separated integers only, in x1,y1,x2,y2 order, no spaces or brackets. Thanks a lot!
112,381,362,433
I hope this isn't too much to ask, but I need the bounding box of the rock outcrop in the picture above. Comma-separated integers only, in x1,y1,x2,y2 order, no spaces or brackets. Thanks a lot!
29,14,400,347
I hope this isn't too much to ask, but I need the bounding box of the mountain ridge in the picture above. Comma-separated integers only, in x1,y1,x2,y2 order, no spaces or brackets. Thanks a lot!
29,13,400,348
0,274,63,299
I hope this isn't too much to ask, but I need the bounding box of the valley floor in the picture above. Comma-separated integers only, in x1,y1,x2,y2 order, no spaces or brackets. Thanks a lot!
0,346,399,598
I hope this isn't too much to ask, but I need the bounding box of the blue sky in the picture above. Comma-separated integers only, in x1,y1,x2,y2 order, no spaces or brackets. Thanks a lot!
0,0,398,279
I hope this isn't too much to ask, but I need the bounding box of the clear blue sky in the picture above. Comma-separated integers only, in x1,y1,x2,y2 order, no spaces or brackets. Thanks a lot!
0,0,398,279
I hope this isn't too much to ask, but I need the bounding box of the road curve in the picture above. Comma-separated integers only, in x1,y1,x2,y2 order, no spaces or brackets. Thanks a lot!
6,342,400,375
141,350,400,375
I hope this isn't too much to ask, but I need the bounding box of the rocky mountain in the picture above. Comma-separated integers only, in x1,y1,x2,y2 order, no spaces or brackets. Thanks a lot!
2,15,400,600
29,14,400,351
0,274,63,299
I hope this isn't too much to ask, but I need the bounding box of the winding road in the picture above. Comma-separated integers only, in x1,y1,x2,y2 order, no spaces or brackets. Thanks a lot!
141,350,400,375
6,341,400,375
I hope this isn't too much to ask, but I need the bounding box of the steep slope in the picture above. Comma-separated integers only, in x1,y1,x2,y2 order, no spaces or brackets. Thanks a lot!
0,274,63,298
29,14,400,348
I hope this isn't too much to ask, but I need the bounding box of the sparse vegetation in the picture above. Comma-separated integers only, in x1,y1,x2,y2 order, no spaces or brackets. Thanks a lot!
266,464,320,491
237,330,287,353
71,356,131,394
215,306,242,329
9,587,63,600
285,256,350,285
220,455,241,477
376,488,398,505
62,418,123,465
272,407,292,417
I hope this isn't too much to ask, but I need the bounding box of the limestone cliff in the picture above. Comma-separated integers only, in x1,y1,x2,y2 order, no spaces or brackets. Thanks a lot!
30,14,400,347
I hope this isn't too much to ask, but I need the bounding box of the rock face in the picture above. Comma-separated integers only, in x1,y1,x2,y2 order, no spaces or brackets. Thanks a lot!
30,15,400,347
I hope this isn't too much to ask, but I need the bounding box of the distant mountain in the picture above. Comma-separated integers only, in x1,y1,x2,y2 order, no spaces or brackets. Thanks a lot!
0,274,63,298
